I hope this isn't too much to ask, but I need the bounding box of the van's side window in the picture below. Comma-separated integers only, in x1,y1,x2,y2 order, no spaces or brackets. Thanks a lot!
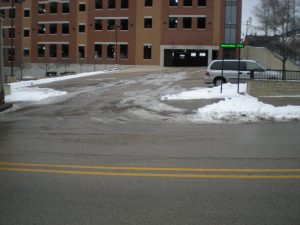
246,62,264,71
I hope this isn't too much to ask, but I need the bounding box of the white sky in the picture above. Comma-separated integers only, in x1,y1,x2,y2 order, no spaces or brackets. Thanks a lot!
242,0,260,36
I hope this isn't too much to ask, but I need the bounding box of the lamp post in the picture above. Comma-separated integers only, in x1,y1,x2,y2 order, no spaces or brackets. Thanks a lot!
114,24,120,65
0,16,4,104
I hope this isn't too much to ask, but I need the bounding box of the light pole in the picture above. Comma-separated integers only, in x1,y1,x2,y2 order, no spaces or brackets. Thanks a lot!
0,15,4,104
114,24,120,65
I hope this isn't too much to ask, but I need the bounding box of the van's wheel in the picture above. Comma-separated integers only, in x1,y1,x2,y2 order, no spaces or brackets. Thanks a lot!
214,77,226,86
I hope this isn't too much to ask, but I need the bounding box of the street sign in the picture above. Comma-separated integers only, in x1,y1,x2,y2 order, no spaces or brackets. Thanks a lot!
220,43,245,48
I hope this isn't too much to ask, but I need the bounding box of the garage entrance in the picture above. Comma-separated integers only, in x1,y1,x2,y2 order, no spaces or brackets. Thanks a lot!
164,49,208,67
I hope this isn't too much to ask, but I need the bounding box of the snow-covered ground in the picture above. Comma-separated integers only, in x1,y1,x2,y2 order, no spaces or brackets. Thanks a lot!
4,70,300,123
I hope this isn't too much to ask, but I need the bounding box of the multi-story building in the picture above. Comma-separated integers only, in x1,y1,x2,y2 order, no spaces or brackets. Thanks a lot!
0,0,242,69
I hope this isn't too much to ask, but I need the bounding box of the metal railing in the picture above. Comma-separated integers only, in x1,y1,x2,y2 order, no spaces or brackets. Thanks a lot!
253,69,300,81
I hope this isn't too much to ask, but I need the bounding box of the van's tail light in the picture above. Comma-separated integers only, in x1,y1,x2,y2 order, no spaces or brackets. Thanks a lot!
205,71,210,76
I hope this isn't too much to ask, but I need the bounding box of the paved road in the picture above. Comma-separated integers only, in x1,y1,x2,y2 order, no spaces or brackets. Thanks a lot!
0,67,299,225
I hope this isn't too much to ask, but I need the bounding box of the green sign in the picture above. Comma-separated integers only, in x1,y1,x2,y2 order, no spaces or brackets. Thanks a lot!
220,43,245,48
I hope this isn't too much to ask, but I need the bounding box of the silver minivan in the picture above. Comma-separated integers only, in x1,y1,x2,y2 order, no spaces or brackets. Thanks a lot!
204,60,265,86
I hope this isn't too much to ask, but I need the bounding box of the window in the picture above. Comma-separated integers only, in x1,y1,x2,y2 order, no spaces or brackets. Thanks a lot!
49,44,57,57
169,0,178,6
79,3,86,11
61,44,69,58
49,24,57,34
78,24,85,32
144,45,152,59
9,8,15,18
94,44,102,58
38,44,45,57
23,48,30,57
121,0,128,8
107,44,115,58
169,17,177,29
62,23,69,34
107,19,115,30
8,49,15,62
145,0,152,7
144,18,152,28
62,3,70,13
108,0,115,9
183,17,192,29
0,9,5,18
198,0,206,6
23,29,30,37
38,4,46,14
120,19,128,30
183,0,192,6
120,45,128,59
24,9,30,17
78,46,85,58
50,2,57,14
95,0,103,9
95,19,103,30
38,24,46,34
9,28,15,38
197,17,206,29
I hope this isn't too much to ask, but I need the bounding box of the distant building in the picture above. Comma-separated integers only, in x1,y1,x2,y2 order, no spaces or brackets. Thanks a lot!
0,0,242,67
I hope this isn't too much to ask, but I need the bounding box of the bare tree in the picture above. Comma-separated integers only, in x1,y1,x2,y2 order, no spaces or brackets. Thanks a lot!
254,0,300,79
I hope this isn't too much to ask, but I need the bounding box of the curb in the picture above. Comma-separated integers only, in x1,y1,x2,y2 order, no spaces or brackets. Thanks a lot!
0,103,13,112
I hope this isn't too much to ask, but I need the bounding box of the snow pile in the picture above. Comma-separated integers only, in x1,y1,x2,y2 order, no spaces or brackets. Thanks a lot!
161,83,300,122
6,70,114,102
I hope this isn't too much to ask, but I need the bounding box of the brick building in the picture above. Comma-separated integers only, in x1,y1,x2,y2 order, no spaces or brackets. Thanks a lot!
0,0,242,68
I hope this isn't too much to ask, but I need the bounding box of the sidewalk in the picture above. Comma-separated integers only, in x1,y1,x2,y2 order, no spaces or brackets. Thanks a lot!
258,97,300,106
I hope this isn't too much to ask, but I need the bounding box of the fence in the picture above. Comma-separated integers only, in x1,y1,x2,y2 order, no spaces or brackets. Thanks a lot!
253,70,300,81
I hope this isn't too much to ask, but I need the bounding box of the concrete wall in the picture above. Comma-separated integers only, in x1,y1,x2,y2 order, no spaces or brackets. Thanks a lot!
241,46,299,71
247,80,300,97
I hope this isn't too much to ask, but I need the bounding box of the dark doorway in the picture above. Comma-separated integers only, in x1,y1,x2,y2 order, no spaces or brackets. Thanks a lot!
164,49,208,67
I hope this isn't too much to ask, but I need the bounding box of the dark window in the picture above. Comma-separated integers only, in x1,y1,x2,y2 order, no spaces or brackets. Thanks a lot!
8,49,15,62
94,44,102,58
79,3,86,11
120,19,128,30
50,2,57,14
49,44,57,57
198,0,206,6
183,0,192,6
107,19,115,30
23,48,30,57
107,44,115,58
38,24,45,34
95,19,103,30
23,29,30,37
108,0,115,9
9,8,15,18
169,17,177,29
62,3,70,13
24,9,30,17
61,44,69,58
120,45,128,59
197,17,206,29
121,0,128,8
169,0,178,6
78,46,85,58
95,0,103,9
144,45,152,59
78,24,85,32
62,23,69,34
49,24,57,34
38,44,45,57
0,9,5,18
144,18,152,28
38,4,46,14
145,0,152,7
183,17,192,29
9,28,15,38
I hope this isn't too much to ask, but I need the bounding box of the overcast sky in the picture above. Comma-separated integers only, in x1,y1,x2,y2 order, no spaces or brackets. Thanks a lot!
242,0,260,37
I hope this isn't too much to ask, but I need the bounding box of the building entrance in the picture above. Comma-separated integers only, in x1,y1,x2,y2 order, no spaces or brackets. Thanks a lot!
164,49,208,67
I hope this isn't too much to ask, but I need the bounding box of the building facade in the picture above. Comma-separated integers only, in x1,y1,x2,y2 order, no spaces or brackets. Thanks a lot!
0,0,242,68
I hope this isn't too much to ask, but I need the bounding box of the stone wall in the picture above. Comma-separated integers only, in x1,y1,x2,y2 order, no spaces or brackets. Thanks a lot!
247,80,300,97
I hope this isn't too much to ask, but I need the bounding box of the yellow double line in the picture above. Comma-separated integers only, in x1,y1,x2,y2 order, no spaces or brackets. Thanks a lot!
1,162,300,180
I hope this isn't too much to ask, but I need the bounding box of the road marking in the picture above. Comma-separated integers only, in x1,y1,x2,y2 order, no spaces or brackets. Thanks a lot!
0,167,300,179
0,162,300,173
